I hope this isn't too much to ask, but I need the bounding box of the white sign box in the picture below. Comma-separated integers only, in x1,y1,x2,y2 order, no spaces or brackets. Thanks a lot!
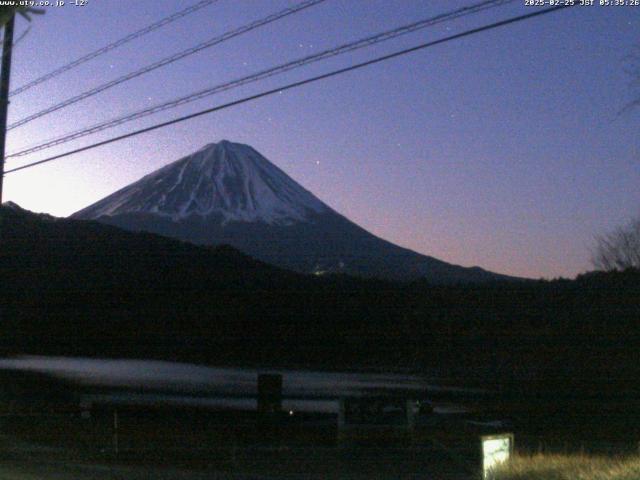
481,433,514,479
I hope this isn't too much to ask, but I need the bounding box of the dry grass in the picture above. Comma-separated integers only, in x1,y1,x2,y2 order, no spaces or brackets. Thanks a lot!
494,453,640,480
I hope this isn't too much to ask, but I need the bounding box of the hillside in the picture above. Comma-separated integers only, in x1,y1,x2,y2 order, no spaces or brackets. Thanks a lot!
0,202,405,365
2,203,640,433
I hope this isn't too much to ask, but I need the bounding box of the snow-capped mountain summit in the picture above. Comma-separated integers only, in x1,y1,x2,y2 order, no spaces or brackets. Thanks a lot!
74,140,328,225
73,140,517,283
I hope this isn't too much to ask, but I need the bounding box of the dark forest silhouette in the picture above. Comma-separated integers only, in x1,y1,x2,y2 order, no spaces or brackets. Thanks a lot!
1,203,639,435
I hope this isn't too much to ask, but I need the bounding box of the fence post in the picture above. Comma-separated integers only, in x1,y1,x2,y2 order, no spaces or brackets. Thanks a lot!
113,409,119,458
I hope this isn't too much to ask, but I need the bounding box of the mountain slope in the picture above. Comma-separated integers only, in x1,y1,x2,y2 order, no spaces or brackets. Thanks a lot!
5,203,640,430
74,141,328,225
73,140,517,283
0,202,417,365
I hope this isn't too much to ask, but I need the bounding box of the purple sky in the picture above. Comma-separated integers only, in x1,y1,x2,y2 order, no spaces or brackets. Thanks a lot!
3,0,639,279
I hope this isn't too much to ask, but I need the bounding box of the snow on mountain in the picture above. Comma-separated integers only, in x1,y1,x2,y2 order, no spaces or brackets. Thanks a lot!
73,140,518,283
73,140,328,226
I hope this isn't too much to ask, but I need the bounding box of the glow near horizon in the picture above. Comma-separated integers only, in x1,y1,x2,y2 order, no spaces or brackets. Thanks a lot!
2,0,639,280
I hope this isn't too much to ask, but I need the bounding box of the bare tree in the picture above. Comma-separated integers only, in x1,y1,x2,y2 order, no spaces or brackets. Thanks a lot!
592,217,640,271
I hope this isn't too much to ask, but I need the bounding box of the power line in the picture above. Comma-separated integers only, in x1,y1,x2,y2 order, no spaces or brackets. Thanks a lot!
9,0,218,98
4,4,573,176
8,0,514,158
7,0,327,131
11,24,31,49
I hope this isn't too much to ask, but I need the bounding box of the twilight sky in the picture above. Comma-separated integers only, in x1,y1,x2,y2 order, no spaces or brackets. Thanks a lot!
3,0,639,279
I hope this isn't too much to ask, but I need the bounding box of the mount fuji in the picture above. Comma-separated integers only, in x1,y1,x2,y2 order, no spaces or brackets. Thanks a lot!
72,140,514,283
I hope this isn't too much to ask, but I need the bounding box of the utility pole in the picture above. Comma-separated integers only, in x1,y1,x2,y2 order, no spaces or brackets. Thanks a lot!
0,14,15,204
